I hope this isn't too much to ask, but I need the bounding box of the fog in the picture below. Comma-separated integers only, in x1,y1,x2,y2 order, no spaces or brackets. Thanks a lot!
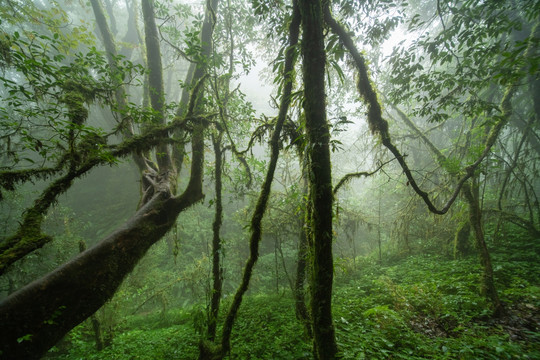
0,0,538,358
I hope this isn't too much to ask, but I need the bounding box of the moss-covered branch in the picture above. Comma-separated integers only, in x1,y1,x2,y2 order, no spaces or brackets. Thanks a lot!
333,158,396,195
0,110,212,274
324,7,533,216
0,162,204,358
0,168,58,200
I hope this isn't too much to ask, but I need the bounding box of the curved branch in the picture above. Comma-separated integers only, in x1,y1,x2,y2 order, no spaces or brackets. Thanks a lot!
157,16,194,63
324,8,534,215
333,158,396,195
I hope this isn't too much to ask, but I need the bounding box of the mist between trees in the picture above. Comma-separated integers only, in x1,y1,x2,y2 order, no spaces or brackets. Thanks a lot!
0,0,539,359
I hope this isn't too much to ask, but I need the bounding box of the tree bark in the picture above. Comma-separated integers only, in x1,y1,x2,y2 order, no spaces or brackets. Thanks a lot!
294,173,312,338
463,182,505,317
207,134,224,342
141,0,172,171
79,240,104,351
453,221,472,259
298,0,339,358
0,180,203,358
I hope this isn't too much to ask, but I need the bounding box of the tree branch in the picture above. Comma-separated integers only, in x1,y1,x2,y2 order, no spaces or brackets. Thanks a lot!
333,158,396,195
324,7,534,215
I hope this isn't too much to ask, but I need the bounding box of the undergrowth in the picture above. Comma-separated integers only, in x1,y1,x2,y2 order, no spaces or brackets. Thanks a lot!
47,231,539,359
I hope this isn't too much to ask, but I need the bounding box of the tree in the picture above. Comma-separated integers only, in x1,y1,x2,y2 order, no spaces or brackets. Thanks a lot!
382,1,539,317
298,0,339,358
0,0,207,357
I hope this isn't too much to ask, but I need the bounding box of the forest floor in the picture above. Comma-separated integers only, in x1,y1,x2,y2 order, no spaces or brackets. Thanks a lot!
46,235,540,359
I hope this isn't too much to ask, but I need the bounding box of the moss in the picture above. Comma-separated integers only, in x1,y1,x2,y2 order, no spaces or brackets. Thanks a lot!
0,168,58,199
62,79,96,102
61,91,88,126
0,228,53,274
0,32,12,66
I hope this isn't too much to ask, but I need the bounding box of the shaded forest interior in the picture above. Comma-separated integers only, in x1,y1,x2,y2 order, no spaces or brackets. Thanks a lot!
0,0,539,359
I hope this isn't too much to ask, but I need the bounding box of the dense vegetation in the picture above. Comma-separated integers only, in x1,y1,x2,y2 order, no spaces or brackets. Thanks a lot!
46,229,540,359
0,0,538,359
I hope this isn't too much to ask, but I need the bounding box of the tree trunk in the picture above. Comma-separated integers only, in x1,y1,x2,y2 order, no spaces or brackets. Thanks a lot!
207,134,224,342
141,0,172,171
294,175,312,338
462,182,505,317
298,0,339,358
79,240,104,351
0,182,203,359
453,221,472,259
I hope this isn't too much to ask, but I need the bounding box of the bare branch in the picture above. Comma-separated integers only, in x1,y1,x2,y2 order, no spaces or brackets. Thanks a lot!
333,158,396,195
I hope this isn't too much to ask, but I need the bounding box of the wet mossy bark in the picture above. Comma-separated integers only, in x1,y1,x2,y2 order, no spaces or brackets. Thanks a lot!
294,173,312,338
298,0,339,358
142,0,172,172
78,241,104,351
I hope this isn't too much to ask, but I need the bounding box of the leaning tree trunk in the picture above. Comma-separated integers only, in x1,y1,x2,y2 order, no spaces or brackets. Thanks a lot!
78,240,104,351
0,177,204,358
298,0,339,358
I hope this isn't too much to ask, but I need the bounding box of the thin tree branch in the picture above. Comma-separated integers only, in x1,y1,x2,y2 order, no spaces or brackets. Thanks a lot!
333,158,396,194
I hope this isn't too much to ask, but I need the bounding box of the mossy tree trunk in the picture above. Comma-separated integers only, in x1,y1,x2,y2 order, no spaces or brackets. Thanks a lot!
298,0,339,358
463,181,505,317
78,240,104,351
294,172,312,338
454,221,472,259
141,0,173,172
207,133,224,342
